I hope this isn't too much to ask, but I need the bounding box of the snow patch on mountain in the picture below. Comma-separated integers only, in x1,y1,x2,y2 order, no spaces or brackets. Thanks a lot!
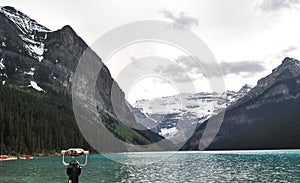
0,58,8,80
0,73,8,78
23,68,36,76
24,71,34,76
28,81,45,92
160,127,178,139
0,58,5,69
21,36,46,62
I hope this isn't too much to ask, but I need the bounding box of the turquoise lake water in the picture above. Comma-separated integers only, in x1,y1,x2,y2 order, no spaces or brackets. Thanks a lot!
1,150,300,182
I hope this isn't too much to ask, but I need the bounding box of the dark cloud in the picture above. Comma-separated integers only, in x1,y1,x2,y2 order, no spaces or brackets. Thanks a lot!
160,10,199,29
220,61,266,76
258,0,300,12
154,56,266,82
154,62,194,83
176,56,266,77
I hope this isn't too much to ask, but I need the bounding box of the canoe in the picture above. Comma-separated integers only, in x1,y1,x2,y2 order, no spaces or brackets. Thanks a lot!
0,155,18,161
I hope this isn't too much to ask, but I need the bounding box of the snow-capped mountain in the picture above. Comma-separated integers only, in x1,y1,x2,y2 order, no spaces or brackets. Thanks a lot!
132,85,251,138
0,6,50,34
0,6,46,91
0,6,50,62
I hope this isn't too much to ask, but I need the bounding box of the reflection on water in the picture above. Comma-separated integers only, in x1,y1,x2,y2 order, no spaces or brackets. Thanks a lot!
0,150,300,182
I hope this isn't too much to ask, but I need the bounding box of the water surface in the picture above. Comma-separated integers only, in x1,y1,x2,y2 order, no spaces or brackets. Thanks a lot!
1,150,300,182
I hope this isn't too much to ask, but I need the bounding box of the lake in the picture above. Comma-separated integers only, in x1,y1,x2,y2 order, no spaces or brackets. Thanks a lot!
1,150,300,182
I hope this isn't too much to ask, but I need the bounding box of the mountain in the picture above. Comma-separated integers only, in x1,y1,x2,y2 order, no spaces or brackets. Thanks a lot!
182,57,300,150
132,86,251,139
0,6,49,62
0,6,162,154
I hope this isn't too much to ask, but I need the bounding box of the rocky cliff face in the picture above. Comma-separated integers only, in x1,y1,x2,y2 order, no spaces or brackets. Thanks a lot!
182,57,300,150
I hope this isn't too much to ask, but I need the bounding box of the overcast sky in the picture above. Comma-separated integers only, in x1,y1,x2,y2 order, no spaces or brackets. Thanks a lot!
2,0,300,103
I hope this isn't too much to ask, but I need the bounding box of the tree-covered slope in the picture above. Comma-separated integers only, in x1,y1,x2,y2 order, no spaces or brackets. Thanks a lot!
0,85,90,154
0,85,161,154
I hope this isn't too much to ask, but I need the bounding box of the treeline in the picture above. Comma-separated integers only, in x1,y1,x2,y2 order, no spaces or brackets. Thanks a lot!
0,85,92,155
100,110,154,145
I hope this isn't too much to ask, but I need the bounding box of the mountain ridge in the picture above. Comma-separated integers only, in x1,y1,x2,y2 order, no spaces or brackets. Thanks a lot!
182,57,300,150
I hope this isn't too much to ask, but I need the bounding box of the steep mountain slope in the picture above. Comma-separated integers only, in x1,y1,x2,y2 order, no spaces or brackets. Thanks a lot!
133,85,251,138
182,57,300,150
0,6,49,61
0,6,162,154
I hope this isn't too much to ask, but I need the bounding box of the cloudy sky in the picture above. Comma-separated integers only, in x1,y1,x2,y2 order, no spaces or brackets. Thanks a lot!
2,0,300,103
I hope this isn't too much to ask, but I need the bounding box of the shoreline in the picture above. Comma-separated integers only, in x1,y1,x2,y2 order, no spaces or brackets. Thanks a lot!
3,148,300,157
